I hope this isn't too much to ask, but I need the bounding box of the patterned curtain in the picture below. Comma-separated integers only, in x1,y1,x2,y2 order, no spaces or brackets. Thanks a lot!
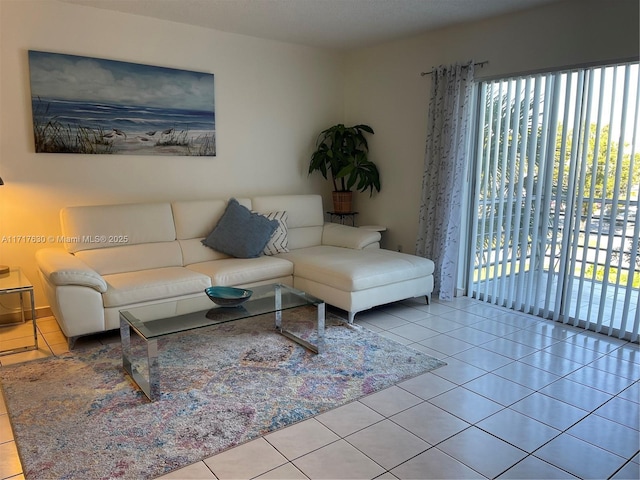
416,61,475,300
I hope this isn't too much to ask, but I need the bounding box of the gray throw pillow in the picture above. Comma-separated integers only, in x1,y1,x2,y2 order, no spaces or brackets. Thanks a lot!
202,198,279,258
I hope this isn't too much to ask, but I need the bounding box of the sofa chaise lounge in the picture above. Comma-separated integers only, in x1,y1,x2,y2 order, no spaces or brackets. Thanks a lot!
36,194,434,346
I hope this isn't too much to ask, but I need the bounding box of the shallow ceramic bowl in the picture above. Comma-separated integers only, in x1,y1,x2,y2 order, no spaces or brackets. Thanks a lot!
205,286,253,306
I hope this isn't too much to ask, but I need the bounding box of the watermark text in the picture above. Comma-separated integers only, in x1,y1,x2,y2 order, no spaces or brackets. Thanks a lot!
1,235,130,244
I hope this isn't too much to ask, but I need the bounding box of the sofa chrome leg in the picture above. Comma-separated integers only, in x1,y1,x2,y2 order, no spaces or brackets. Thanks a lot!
348,311,356,324
67,336,78,350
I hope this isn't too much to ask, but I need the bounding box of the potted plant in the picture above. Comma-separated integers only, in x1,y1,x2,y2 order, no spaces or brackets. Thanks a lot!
308,123,380,213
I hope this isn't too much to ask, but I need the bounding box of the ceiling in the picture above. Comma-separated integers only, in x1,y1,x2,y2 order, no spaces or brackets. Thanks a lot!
59,0,565,50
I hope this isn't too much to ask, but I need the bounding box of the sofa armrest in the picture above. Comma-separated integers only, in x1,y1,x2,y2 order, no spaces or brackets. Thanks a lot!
35,248,108,293
321,223,381,250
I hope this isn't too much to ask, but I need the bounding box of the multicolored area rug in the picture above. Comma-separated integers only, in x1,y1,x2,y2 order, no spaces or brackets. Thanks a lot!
0,307,445,480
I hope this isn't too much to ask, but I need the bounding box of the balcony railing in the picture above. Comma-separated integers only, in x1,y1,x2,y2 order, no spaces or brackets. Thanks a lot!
471,196,638,338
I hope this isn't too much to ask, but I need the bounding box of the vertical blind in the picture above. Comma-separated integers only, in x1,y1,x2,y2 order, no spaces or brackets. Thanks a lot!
468,62,640,341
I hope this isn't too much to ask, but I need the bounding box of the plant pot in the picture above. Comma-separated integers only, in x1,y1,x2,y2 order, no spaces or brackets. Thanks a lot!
332,191,353,213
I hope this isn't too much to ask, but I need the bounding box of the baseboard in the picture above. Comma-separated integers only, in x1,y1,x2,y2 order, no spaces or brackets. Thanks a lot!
0,306,53,324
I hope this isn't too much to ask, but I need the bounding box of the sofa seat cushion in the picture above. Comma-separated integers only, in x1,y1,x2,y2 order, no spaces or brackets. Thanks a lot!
102,267,211,308
186,256,293,286
278,246,435,292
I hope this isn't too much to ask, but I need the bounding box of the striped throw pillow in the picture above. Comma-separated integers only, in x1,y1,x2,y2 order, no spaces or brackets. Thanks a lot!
262,211,289,255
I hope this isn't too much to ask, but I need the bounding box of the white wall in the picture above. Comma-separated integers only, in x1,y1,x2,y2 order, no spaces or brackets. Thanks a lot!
0,0,344,309
343,0,640,255
2,0,638,312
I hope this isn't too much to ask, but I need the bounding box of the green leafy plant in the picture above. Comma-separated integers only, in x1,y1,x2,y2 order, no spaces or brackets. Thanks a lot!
309,123,380,195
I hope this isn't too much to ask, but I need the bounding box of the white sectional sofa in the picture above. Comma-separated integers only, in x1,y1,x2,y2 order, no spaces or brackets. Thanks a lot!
36,194,434,346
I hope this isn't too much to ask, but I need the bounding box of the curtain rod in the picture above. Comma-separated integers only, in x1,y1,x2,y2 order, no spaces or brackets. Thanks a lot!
421,60,489,77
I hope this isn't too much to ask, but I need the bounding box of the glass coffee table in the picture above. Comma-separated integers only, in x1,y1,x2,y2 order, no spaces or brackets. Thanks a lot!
119,283,325,401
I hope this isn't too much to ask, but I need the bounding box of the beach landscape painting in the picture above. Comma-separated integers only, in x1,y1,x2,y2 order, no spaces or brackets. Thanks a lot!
28,51,215,156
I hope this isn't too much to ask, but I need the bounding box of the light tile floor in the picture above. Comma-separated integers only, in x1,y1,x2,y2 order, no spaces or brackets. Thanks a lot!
1,296,639,480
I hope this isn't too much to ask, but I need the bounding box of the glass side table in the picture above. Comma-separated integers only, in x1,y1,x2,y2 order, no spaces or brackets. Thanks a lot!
0,268,38,356
326,211,358,226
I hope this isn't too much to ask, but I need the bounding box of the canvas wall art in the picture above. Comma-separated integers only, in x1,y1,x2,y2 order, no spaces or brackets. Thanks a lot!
28,51,215,156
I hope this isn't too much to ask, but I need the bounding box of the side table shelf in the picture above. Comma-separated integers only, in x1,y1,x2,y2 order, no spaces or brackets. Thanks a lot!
359,225,387,232
0,268,38,356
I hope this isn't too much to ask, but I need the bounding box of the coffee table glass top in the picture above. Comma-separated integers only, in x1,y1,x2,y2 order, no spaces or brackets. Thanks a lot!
120,283,322,340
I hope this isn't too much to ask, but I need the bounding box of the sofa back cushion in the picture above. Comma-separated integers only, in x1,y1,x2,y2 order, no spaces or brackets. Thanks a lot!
61,203,176,253
60,202,182,275
59,195,326,274
171,198,252,265
251,195,324,250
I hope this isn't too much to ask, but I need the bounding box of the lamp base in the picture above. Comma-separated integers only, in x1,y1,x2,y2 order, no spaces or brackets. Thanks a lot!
0,265,9,275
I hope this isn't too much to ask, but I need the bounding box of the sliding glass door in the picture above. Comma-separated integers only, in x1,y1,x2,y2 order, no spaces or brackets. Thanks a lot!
467,62,640,341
